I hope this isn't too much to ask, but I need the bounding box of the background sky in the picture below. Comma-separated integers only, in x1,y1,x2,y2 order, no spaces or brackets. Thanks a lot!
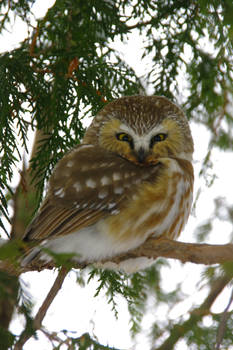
1,1,232,349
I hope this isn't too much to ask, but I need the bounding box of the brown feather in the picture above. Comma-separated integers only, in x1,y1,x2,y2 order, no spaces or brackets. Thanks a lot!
24,145,162,242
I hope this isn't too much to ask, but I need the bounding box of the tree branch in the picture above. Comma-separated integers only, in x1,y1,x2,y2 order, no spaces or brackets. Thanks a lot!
0,238,233,275
0,128,52,336
215,286,233,350
14,267,68,350
112,238,233,265
153,274,232,350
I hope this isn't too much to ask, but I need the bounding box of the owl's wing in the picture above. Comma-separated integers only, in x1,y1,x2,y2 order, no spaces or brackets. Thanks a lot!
24,144,162,242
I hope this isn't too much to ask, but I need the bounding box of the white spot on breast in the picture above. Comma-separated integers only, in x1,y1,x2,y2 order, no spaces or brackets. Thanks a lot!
98,189,108,199
101,176,111,186
54,188,65,198
67,160,74,167
74,182,82,192
113,172,121,181
86,179,96,188
114,187,124,194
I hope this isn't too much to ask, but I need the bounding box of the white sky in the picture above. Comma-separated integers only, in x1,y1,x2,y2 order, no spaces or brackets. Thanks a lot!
1,1,233,349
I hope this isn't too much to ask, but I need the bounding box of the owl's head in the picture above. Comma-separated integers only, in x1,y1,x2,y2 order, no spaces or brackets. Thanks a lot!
83,96,194,165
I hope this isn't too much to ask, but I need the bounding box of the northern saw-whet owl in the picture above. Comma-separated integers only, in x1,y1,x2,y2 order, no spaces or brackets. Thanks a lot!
22,95,194,273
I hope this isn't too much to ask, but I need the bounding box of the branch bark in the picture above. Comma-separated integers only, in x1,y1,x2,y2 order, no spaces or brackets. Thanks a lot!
0,238,233,275
113,238,233,265
6,240,231,350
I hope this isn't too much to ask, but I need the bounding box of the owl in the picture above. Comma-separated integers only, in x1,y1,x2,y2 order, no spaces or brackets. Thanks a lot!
22,95,194,273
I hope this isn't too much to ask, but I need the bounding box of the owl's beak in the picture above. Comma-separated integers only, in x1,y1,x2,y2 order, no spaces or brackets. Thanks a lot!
137,147,147,163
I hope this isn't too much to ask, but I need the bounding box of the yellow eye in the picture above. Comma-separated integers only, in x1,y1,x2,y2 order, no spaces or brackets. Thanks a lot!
116,132,132,143
150,133,167,147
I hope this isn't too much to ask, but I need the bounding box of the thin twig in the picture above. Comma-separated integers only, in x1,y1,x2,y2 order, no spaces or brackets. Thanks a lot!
0,0,11,31
215,287,233,350
153,275,232,350
14,267,68,350
34,267,68,328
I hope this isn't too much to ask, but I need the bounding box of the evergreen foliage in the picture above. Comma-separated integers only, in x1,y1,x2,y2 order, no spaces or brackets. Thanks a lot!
0,0,233,349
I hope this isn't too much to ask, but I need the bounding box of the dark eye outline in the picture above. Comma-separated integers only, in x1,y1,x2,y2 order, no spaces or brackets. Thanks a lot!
150,133,167,148
116,132,134,149
116,132,132,143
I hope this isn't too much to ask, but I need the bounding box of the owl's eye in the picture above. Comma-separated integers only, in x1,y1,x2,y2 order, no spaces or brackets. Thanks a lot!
150,133,167,148
116,132,133,144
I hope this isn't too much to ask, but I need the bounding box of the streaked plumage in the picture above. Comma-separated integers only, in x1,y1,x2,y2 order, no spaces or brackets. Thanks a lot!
22,95,194,272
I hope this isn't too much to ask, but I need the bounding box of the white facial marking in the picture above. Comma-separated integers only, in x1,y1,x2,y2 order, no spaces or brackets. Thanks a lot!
54,188,65,198
101,176,111,186
86,179,96,188
113,172,121,181
119,123,167,151
74,182,82,192
178,152,193,162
